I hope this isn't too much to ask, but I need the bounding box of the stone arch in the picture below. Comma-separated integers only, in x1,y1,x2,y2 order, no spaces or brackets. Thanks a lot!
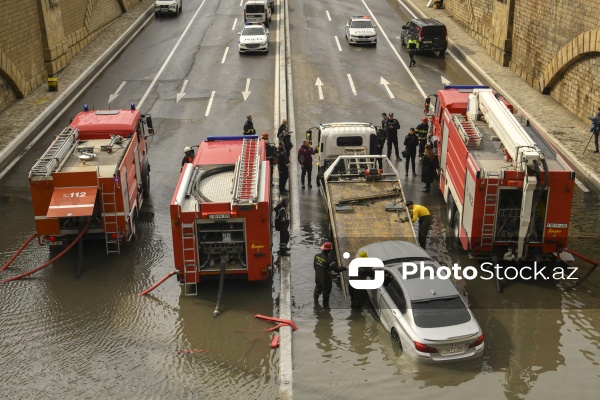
540,30,600,94
0,51,28,98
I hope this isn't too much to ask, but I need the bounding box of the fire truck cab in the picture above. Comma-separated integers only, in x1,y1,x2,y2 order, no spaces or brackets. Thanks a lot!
170,136,272,296
28,105,154,254
427,86,575,264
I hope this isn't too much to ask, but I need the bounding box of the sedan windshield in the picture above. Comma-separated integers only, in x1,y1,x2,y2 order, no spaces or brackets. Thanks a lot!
351,21,373,29
411,297,471,328
242,27,265,36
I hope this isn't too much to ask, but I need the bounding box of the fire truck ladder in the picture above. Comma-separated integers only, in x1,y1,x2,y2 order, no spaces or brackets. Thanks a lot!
29,127,79,177
481,171,500,248
454,116,483,150
233,138,260,206
102,183,120,254
342,147,376,173
181,222,198,296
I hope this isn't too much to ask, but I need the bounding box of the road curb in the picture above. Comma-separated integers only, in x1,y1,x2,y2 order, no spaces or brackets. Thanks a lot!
0,6,154,176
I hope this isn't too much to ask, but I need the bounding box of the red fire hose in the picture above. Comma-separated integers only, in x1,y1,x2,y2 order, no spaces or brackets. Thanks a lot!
564,248,600,266
138,270,178,296
1,221,90,283
1,233,37,272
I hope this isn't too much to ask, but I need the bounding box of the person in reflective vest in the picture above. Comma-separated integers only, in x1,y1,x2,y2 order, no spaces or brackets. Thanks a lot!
407,35,419,67
407,201,432,249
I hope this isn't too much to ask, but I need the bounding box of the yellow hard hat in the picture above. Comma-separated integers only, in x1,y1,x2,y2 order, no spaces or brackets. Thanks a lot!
358,251,368,257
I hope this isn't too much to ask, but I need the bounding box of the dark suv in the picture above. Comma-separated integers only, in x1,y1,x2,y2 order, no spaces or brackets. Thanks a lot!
400,18,447,56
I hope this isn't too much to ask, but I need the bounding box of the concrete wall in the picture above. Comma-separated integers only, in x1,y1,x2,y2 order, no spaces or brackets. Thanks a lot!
445,0,600,121
0,0,145,113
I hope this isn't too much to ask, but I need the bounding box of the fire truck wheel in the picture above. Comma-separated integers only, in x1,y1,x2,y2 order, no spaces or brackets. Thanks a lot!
142,161,150,199
447,193,456,227
453,212,461,244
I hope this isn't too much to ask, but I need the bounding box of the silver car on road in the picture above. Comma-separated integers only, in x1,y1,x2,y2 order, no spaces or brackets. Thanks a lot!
358,241,484,363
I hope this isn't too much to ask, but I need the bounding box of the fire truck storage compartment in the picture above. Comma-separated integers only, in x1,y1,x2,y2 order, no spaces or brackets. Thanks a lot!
197,218,247,271
495,188,547,243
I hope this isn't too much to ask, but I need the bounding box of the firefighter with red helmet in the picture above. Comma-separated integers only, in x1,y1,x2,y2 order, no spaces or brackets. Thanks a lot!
314,241,347,308
181,146,194,171
415,116,429,157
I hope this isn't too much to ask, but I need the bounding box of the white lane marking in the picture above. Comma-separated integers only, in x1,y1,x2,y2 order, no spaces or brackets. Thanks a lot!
205,91,215,116
361,0,425,98
222,47,229,64
326,10,332,21
315,77,324,100
137,0,208,110
232,18,237,30
380,77,395,99
347,74,357,96
176,80,188,102
334,36,342,51
441,75,451,86
239,0,243,6
242,78,252,100
108,81,127,103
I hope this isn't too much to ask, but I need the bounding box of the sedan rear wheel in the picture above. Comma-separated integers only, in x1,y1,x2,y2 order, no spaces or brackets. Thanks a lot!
391,328,402,349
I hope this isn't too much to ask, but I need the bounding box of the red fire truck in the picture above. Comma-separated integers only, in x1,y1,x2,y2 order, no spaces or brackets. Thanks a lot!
29,105,154,256
427,86,575,266
170,136,272,297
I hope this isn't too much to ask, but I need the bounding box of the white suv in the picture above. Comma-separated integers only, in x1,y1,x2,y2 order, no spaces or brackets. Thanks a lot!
154,0,182,16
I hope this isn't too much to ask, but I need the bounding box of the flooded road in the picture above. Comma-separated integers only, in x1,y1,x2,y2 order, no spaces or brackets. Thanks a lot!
289,166,600,400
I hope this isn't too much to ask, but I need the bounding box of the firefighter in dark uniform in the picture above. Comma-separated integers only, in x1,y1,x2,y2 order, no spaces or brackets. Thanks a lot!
262,132,278,186
274,199,290,256
415,116,429,157
314,241,347,308
243,115,256,135
181,146,194,171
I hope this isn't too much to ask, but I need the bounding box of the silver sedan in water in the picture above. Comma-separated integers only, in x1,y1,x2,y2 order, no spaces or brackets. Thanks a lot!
358,241,485,363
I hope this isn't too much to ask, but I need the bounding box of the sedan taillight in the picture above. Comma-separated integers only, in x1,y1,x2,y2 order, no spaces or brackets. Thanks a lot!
468,334,484,348
414,341,438,353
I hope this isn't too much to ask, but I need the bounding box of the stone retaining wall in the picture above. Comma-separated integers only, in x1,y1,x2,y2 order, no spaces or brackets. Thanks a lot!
0,0,148,112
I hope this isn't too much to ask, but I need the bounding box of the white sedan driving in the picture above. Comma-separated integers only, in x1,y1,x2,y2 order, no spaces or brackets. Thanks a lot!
238,23,270,53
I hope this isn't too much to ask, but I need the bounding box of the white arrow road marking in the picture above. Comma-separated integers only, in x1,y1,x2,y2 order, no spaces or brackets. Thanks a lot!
441,75,451,86
109,81,126,103
137,0,208,110
326,10,332,21
232,18,237,30
222,47,229,64
347,74,357,96
176,80,188,103
334,36,342,51
315,78,324,100
380,77,395,99
205,91,215,116
242,78,251,100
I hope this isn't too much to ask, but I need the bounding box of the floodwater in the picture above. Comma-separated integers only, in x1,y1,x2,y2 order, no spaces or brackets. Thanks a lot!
1,156,599,399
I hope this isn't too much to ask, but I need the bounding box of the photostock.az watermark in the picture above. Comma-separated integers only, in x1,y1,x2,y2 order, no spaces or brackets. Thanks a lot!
347,255,578,290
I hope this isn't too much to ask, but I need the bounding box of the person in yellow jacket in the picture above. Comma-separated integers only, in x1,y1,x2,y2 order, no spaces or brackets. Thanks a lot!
407,35,419,67
406,201,432,249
